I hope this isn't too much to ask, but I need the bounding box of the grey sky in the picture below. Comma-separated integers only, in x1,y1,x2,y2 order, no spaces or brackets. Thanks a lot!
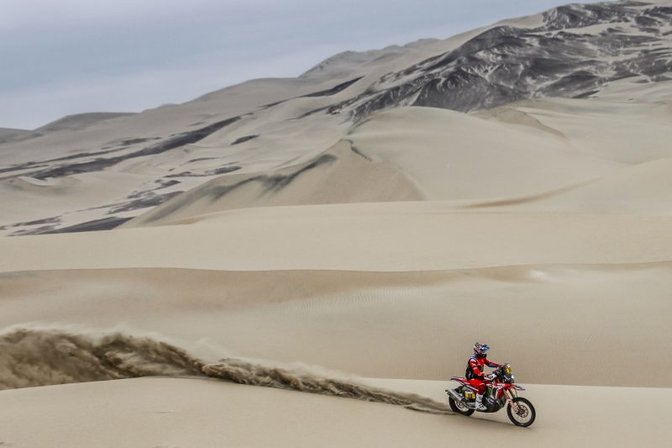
1,0,602,129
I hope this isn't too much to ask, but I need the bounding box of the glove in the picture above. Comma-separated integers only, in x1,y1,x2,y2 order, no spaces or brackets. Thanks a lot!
485,373,496,381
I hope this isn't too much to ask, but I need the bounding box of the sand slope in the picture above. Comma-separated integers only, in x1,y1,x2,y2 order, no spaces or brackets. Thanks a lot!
3,203,672,272
1,378,670,448
1,263,671,386
125,141,423,227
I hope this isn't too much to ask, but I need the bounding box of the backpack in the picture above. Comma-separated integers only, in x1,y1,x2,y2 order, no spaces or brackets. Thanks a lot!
465,358,475,379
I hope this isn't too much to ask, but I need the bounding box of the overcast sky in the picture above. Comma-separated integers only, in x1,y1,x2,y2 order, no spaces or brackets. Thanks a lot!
1,0,602,130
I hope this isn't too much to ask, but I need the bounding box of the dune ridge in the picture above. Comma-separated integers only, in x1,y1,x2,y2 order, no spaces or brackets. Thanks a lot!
0,327,450,414
125,140,423,227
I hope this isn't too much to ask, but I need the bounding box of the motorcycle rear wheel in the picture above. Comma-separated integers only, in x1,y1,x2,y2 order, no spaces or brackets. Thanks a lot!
449,396,475,416
506,397,536,427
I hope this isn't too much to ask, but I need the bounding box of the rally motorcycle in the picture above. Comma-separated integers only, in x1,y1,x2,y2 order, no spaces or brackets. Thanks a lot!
446,363,536,427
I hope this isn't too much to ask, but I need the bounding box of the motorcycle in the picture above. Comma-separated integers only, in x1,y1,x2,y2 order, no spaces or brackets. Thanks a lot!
446,363,536,427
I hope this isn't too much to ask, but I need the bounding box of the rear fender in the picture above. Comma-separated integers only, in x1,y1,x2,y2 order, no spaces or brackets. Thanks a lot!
450,376,478,391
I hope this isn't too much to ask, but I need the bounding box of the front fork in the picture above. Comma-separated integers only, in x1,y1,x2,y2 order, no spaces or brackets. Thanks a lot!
504,389,519,413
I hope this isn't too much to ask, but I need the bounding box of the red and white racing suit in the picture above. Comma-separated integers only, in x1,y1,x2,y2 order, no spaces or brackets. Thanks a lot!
467,354,500,394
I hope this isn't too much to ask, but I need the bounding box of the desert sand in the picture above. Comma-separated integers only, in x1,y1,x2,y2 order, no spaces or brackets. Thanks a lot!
2,1,672,447
1,378,671,447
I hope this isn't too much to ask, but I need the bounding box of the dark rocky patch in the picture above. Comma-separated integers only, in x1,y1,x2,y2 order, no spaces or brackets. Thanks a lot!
116,137,159,146
261,154,337,193
207,167,242,176
635,15,661,27
546,70,602,96
39,217,133,234
260,77,363,111
109,191,184,214
181,155,329,210
295,105,333,119
30,158,124,180
138,116,241,154
12,217,61,227
646,6,672,19
260,99,289,109
300,77,364,98
0,162,47,176
126,180,181,200
231,135,259,145
573,89,600,99
21,117,242,179
155,179,181,190
198,155,335,201
143,154,336,223
165,166,241,178
34,142,146,165
11,225,60,236
41,147,127,163
186,157,218,163
542,3,632,30
100,137,158,150
0,143,156,178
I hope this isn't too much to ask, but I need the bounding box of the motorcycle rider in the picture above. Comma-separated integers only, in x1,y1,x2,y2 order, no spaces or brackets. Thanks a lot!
466,342,501,411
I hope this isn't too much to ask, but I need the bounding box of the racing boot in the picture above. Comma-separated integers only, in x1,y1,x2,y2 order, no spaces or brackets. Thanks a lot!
474,393,487,411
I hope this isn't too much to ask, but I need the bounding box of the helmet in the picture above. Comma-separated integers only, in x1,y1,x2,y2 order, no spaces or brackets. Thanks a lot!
473,342,490,357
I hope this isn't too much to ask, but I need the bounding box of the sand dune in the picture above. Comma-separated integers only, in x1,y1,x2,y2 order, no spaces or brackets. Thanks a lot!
125,141,423,227
1,377,671,448
1,263,670,387
2,1,672,446
3,204,672,272
460,156,672,214
349,107,621,200
0,24,506,236
348,92,672,202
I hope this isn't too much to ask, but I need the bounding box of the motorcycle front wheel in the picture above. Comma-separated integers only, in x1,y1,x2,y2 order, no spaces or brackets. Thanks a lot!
506,397,536,427
448,396,475,416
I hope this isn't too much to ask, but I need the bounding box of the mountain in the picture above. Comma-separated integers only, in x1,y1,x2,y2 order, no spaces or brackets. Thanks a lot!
334,2,672,119
0,0,671,236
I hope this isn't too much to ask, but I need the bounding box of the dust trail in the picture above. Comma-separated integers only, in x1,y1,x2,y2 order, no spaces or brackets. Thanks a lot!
0,328,451,414
203,360,451,414
0,327,205,389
